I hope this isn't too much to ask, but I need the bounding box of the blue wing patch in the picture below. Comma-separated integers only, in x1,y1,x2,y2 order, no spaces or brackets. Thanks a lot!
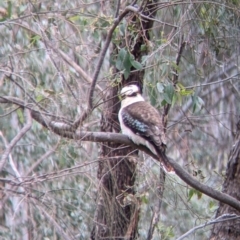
122,111,148,133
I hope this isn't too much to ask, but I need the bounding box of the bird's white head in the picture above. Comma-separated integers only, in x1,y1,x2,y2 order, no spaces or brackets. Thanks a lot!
120,84,144,108
120,84,140,96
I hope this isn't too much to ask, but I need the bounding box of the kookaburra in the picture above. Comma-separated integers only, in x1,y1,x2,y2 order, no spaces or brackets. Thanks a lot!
118,84,174,172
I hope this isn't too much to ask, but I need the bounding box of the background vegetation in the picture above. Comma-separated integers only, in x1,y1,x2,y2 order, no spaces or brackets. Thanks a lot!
0,0,239,239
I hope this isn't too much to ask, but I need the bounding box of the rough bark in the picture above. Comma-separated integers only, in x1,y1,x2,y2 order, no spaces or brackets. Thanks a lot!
210,118,240,240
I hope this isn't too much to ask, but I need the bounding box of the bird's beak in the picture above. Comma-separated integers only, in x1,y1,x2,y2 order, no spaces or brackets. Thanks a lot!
119,93,126,101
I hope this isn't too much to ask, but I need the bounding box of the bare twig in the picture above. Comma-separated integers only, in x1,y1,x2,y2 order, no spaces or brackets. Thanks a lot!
176,214,240,240
126,5,178,27
0,133,22,180
24,143,59,176
57,49,103,92
147,39,186,239
36,204,73,240
0,109,32,172
163,40,186,122
73,6,132,129
114,0,121,18
88,11,129,104
185,74,240,89
147,171,165,240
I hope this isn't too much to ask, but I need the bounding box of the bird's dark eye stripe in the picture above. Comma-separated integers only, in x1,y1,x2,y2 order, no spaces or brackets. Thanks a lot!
129,92,137,97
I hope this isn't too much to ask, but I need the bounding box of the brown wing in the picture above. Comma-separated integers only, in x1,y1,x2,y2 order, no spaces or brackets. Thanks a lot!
123,101,167,148
122,101,174,172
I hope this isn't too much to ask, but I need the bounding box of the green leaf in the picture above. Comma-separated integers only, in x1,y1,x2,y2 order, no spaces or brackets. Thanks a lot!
197,96,204,107
123,68,130,79
36,95,44,102
130,60,142,70
115,59,123,71
163,93,172,104
30,35,41,46
171,61,180,72
16,109,24,124
115,48,127,71
209,200,218,211
141,194,149,204
192,93,197,113
119,22,126,36
197,190,202,199
172,93,177,106
140,44,147,52
123,52,131,79
93,30,99,40
163,83,174,104
192,94,205,112
157,83,164,93
188,188,202,201
180,89,194,96
165,84,174,98
69,15,80,22
115,49,142,79
188,188,195,201
119,48,126,59
149,87,157,106
161,99,168,106
177,83,194,96
129,54,143,70
7,1,12,18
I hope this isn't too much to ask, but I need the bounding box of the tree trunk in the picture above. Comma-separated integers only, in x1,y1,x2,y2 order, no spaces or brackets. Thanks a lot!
91,2,157,239
210,118,240,240
91,85,140,239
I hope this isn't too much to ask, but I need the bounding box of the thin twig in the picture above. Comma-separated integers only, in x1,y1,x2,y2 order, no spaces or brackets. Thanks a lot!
148,39,186,240
176,214,240,240
36,204,73,240
114,0,121,18
126,5,178,27
0,109,32,172
147,170,165,240
74,6,132,129
163,40,186,125
0,133,22,180
24,143,59,176
185,74,240,89
87,8,130,109
57,49,103,92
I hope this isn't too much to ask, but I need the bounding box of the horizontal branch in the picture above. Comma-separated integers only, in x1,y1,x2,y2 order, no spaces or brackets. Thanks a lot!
1,96,240,212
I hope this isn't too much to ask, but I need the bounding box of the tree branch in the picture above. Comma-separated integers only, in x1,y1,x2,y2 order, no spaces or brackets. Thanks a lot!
176,214,240,240
36,203,72,240
147,171,165,240
0,109,32,172
73,7,131,129
24,143,59,176
56,49,103,92
1,96,240,212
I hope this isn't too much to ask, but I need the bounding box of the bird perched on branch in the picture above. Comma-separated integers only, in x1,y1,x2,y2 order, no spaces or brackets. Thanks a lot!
118,84,174,173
